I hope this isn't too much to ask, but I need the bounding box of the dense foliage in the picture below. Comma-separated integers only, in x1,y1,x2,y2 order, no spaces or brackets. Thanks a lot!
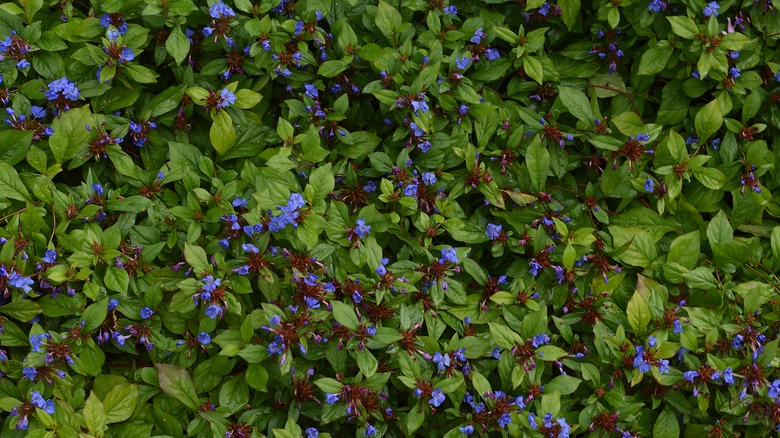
2,0,780,436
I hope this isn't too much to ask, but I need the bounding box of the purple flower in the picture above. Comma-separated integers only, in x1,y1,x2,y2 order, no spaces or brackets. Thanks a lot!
729,67,740,78
364,424,377,436
769,380,780,398
703,1,719,17
492,346,502,359
306,428,319,438
140,307,154,319
673,320,683,334
325,393,339,404
683,370,699,382
459,425,474,434
485,48,500,60
22,367,37,380
205,305,223,319
197,332,211,344
444,5,458,14
529,259,543,276
498,412,512,428
421,172,437,185
404,183,419,197
232,197,248,207
486,223,502,240
354,218,371,238
30,391,55,414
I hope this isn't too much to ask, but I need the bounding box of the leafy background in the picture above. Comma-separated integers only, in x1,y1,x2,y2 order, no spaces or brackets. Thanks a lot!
1,0,780,436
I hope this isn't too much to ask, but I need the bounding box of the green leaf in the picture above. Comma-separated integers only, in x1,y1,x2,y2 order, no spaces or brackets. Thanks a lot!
219,377,249,413
489,322,522,349
156,363,199,410
49,105,93,163
0,162,32,202
609,227,657,268
667,16,698,39
0,130,33,166
0,299,43,322
165,26,190,65
526,137,550,192
246,363,269,391
234,89,263,109
637,46,672,75
104,267,129,294
536,345,567,361
308,162,335,201
103,384,139,423
184,243,210,275
558,86,595,125
210,110,236,154
668,231,700,269
627,289,651,333
357,349,378,377
375,0,402,43
83,392,107,435
523,56,544,84
544,375,581,395
695,99,723,144
318,60,349,78
653,408,680,438
331,300,359,330
81,298,108,332
707,210,733,246
559,0,580,30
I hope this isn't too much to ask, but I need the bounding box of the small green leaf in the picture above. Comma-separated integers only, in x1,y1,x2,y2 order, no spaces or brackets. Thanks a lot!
653,408,680,438
627,289,651,333
526,137,550,193
104,267,129,294
165,26,190,65
103,383,139,423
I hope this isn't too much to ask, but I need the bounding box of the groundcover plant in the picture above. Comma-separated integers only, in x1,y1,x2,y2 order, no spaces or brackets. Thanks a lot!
2,0,780,436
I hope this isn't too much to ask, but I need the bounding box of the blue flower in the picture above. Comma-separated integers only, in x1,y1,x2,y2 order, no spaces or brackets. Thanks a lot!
658,359,670,374
484,223,503,240
42,250,57,264
644,178,654,193
367,326,377,336
140,307,154,319
769,380,780,398
232,197,248,207
45,77,80,101
364,424,377,436
422,172,437,185
528,414,538,429
723,368,734,385
673,320,683,334
429,388,446,407
439,247,458,264
729,67,740,78
22,367,37,380
119,47,135,63
205,305,223,319
648,0,667,12
8,272,34,293
432,352,452,370
218,88,236,109
209,1,236,18
304,84,319,99
557,418,571,438
306,428,319,438
325,393,339,404
197,332,211,344
532,333,550,348
703,1,719,17
108,298,120,310
30,391,56,414
683,370,699,382
470,28,487,44
404,183,419,197
492,346,502,359
444,5,458,14
354,218,371,238
529,259,543,276
455,57,471,70
485,48,500,61
498,412,512,428
732,334,743,349
459,424,474,434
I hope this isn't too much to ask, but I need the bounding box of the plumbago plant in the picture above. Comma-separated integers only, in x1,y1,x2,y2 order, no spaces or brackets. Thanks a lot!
3,0,780,436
